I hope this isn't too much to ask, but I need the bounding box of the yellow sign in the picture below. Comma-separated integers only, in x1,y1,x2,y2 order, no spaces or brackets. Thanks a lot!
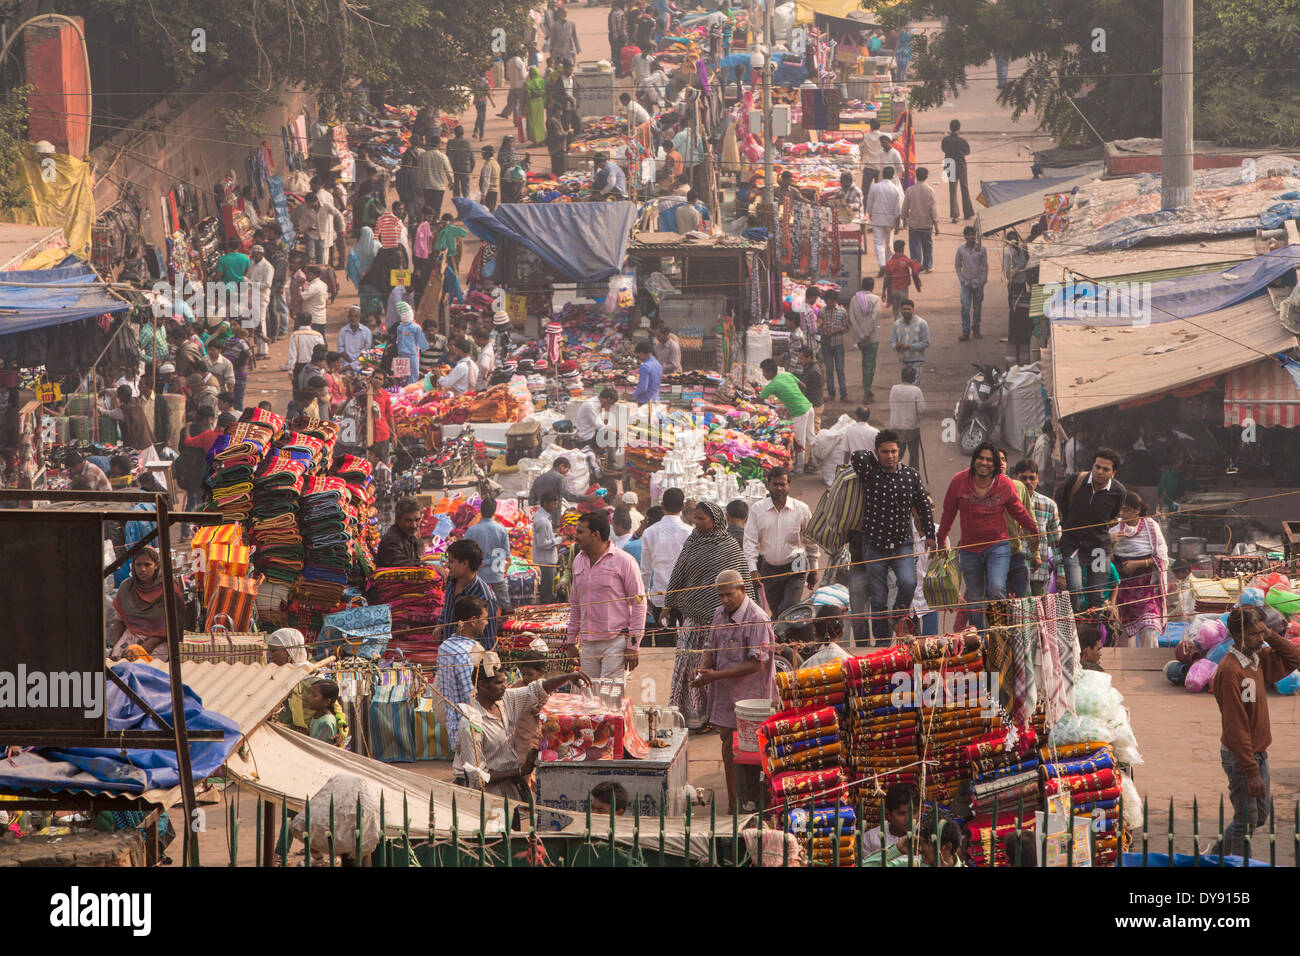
36,383,62,404
390,269,413,287
505,293,527,324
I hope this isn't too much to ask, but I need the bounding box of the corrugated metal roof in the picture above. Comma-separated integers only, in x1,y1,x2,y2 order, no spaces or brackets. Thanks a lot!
142,659,318,736
1048,296,1295,419
1033,237,1261,285
974,170,1103,235
0,223,64,269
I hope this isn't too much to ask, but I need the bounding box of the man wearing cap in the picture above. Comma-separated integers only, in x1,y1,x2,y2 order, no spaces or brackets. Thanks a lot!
64,451,112,492
337,307,372,372
622,491,644,529
245,243,275,356
693,568,776,810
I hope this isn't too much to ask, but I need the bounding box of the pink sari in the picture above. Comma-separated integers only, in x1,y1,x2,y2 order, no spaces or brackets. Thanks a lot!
1112,517,1168,645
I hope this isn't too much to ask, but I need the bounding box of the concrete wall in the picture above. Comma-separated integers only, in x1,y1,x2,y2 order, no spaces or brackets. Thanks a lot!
89,75,316,248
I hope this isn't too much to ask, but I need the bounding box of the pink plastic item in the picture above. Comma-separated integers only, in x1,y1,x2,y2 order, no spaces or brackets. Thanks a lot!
1184,658,1217,693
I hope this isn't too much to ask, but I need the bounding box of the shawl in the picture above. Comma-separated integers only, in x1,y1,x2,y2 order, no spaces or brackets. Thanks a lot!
267,627,309,664
347,227,381,287
112,547,174,637
665,500,753,624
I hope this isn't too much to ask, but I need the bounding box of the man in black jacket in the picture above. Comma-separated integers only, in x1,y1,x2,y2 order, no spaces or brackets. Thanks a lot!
1054,447,1126,611
375,497,425,568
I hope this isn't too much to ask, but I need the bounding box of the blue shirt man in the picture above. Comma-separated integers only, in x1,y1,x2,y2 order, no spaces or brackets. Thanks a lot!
465,511,511,587
593,154,627,198
632,345,662,403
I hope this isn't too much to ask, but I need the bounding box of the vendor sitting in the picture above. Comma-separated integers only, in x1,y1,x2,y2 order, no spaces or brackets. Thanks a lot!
576,386,619,451
438,337,479,394
592,151,627,200
109,545,182,660
375,497,425,568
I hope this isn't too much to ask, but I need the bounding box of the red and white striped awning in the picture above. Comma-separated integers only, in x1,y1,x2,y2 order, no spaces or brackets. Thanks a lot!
1224,357,1300,429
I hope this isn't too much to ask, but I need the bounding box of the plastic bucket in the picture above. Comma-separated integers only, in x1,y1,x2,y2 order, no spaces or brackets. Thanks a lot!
735,698,774,753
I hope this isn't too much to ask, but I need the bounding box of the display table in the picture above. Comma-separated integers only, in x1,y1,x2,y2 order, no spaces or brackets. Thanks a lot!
536,727,689,822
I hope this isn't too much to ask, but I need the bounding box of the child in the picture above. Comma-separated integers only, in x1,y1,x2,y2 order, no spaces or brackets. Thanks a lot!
511,645,551,774
917,817,965,867
1168,559,1196,622
862,782,918,857
589,782,630,817
307,680,341,744
1077,618,1105,672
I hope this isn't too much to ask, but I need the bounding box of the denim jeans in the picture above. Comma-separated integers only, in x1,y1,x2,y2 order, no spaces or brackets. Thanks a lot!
919,610,938,635
960,283,984,335
232,378,247,411
821,342,847,399
864,539,917,643
908,228,933,271
1220,749,1269,858
1008,551,1031,598
1063,545,1113,611
306,237,326,264
958,540,1010,630
858,342,878,394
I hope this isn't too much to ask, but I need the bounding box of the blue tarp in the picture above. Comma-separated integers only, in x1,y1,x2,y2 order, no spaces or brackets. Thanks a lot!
0,259,129,337
0,662,241,795
980,176,1087,207
1046,247,1299,325
1121,852,1269,867
455,199,636,284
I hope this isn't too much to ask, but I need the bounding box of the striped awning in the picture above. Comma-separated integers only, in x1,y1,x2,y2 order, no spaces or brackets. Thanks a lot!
1224,357,1300,429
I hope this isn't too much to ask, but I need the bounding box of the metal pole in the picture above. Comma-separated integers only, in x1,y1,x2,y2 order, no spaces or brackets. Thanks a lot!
762,0,775,222
1160,0,1193,210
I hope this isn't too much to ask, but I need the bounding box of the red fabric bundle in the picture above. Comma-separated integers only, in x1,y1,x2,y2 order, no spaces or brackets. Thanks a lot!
762,706,838,739
963,726,1038,762
768,768,846,804
1042,768,1117,796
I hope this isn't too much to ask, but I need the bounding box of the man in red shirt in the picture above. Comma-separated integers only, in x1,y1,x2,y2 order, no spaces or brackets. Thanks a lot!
881,239,922,320
178,406,222,511
365,373,396,462
936,440,1038,629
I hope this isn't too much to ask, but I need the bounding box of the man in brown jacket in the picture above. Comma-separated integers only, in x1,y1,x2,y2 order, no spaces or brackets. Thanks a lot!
1213,605,1300,857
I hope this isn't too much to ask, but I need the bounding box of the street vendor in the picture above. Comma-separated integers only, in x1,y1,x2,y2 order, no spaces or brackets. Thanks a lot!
652,321,682,372
632,341,662,403
576,386,619,450
109,545,183,660
592,151,628,199
438,337,479,394
453,650,591,800
375,497,425,569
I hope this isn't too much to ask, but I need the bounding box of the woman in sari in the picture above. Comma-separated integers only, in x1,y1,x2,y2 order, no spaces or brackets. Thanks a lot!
663,500,754,730
347,226,383,319
1111,491,1169,647
110,546,181,660
524,66,547,145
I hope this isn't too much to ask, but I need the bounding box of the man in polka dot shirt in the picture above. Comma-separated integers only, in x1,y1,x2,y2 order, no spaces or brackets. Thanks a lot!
849,430,936,646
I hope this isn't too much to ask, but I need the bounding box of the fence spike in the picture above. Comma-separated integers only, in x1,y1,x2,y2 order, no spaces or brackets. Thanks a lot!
356,793,364,867
279,799,289,867
708,798,716,867
758,788,766,869
1193,797,1199,868
403,790,411,864
504,793,512,869
1142,795,1149,868
878,796,885,868
451,792,459,868
1218,794,1225,866
529,792,538,869
731,799,739,868
255,796,263,869
380,790,388,868
1269,797,1276,868
329,796,336,869
1168,796,1174,861
478,790,486,867
228,799,238,867
304,794,312,868
610,796,617,866
633,796,641,861
658,796,666,868
906,800,914,869
586,792,593,842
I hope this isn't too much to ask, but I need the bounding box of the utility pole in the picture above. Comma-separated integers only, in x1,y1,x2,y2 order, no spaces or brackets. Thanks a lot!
762,0,774,222
1160,0,1193,210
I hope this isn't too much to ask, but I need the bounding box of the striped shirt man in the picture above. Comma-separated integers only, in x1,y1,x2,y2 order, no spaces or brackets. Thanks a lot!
439,574,500,649
1029,490,1063,583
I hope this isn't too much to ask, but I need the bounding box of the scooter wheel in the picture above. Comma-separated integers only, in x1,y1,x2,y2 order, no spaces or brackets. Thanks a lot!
959,420,987,454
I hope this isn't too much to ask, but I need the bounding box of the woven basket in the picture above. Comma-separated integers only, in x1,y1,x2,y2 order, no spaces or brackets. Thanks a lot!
180,616,267,664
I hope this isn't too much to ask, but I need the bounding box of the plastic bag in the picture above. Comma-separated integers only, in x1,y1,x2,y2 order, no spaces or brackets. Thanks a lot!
1191,615,1229,652
1120,773,1144,831
1275,670,1300,695
289,773,382,857
1184,658,1217,693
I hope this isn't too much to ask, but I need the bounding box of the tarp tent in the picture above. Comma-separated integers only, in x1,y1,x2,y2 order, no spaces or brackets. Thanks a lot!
0,258,129,337
455,199,635,284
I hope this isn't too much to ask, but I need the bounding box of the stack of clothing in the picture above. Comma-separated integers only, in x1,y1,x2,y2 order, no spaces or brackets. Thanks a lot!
759,705,846,810
967,725,1043,818
205,417,279,520
331,454,378,579
843,644,916,812
296,475,352,609
911,635,997,806
787,804,857,868
966,812,1037,867
369,567,444,650
249,456,308,584
775,659,846,710
1040,741,1122,865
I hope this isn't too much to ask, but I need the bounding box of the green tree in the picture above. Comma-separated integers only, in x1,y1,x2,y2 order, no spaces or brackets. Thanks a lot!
0,85,31,212
1195,0,1300,145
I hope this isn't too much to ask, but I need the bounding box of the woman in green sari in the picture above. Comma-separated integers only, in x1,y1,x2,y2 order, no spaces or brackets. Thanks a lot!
524,66,547,145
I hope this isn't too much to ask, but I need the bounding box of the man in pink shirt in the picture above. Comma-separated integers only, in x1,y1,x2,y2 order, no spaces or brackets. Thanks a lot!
936,440,1038,629
567,510,647,678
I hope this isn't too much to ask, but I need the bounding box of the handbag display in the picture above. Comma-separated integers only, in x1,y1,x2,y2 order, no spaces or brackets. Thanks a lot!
318,597,392,661
414,695,452,761
203,572,260,631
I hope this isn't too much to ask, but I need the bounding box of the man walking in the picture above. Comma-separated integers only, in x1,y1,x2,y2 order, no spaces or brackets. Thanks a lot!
849,277,881,403
890,300,930,385
500,47,528,121
608,0,628,73
865,166,904,271
567,511,646,678
547,6,581,65
532,491,561,605
941,119,974,222
900,166,939,272
743,466,820,617
465,497,513,611
417,136,453,219
955,226,988,341
882,239,922,320
887,365,925,470
818,291,849,403
1054,448,1126,612
446,126,474,201
1214,606,1300,858
1012,458,1061,596
639,487,694,623
848,432,935,645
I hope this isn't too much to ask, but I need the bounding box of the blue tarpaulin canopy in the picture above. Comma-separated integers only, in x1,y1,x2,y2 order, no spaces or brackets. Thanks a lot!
0,259,129,337
455,199,635,284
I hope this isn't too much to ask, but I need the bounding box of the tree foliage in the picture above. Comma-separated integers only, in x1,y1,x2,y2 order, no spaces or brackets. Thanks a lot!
0,85,32,212
869,0,1300,146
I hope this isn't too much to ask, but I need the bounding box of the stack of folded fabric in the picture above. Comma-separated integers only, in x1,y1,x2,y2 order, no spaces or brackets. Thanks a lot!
963,725,1041,820
910,635,996,806
775,659,846,709
966,812,1037,867
842,644,915,814
369,567,444,649
787,804,857,868
296,475,352,610
759,705,845,810
1040,741,1122,865
331,454,378,580
249,455,308,585
205,416,280,520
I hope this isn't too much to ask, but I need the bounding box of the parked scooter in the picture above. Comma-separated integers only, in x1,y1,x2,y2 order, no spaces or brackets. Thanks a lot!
954,363,1006,453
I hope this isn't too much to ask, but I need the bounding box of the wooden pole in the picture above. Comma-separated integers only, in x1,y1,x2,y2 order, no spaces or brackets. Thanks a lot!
1160,0,1193,210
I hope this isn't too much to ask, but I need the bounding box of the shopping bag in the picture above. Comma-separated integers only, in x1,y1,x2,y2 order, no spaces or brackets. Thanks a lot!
203,573,259,631
319,598,392,661
806,465,866,555
414,696,451,761
369,684,417,763
923,549,961,612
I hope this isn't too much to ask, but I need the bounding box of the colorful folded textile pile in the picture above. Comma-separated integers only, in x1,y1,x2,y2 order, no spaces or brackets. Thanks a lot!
297,475,351,609
331,453,378,578
760,705,845,807
786,804,857,867
249,455,307,584
538,693,625,762
205,416,281,520
776,659,846,709
843,644,916,809
368,567,444,644
966,811,1037,867
1039,740,1123,865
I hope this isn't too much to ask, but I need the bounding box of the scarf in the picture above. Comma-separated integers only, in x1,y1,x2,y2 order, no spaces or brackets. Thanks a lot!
348,227,381,285
114,546,171,635
665,500,753,624
267,627,309,663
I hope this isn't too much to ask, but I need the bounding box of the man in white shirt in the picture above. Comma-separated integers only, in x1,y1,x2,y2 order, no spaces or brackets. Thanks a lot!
576,386,618,450
500,49,528,123
620,92,651,129
1064,428,1089,474
865,166,905,270
438,338,478,394
887,364,926,468
878,134,904,179
639,487,694,616
843,406,880,457
742,466,821,616
472,328,496,381
337,306,373,371
652,322,682,373
244,243,275,355
316,182,346,267
848,276,881,402
299,266,330,336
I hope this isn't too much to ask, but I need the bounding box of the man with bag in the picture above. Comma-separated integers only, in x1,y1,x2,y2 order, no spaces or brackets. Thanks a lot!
1054,448,1126,612
848,432,936,646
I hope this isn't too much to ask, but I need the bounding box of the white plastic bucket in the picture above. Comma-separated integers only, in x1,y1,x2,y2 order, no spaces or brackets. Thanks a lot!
735,698,775,753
